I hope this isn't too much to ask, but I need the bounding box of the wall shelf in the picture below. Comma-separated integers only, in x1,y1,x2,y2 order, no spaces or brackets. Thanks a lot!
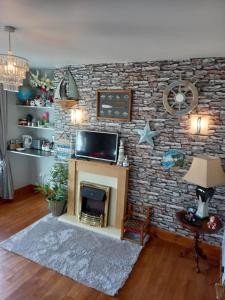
9,149,54,158
55,99,78,109
17,125,54,130
16,105,54,109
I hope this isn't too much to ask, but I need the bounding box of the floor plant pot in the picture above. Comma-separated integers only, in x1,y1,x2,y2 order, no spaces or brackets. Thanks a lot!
47,199,66,216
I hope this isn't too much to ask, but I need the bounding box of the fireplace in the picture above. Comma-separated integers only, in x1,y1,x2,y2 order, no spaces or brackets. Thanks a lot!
78,181,110,227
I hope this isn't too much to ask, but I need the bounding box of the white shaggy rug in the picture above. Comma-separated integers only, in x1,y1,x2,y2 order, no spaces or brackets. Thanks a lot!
0,215,142,296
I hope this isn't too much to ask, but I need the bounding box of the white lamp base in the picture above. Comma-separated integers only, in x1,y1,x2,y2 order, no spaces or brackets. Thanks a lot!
195,200,209,219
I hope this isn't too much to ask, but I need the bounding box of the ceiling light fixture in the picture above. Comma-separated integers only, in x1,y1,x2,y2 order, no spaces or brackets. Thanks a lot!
0,26,29,92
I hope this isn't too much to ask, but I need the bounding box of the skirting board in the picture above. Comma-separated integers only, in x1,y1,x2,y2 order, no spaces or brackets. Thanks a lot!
14,184,36,198
0,184,36,201
149,226,221,263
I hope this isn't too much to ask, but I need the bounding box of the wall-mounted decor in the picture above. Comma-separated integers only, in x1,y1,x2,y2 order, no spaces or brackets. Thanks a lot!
136,122,157,146
161,149,185,170
54,69,79,109
55,139,69,161
55,131,75,161
163,74,198,117
96,89,132,121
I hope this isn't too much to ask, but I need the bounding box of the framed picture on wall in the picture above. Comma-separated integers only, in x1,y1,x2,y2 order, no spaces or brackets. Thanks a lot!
96,89,132,122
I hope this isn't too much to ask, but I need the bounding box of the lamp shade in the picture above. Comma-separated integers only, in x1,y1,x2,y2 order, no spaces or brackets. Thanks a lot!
183,155,225,188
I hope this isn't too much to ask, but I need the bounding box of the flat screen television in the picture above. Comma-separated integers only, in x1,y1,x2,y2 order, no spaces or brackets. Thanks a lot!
75,130,119,163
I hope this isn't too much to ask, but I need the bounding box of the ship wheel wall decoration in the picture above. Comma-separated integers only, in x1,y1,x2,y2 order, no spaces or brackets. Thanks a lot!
163,76,198,116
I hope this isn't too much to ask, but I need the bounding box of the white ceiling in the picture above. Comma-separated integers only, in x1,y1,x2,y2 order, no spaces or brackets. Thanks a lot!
1,0,225,68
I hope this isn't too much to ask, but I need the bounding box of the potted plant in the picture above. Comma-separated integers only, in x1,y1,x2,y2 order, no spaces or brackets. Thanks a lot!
36,163,68,216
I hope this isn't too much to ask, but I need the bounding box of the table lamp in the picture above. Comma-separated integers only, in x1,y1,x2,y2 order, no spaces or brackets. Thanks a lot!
183,155,225,219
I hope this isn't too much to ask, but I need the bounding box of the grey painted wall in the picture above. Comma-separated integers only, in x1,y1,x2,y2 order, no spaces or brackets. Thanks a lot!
54,57,225,245
7,92,30,189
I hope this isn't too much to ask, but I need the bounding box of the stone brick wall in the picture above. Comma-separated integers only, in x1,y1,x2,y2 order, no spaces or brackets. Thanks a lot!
54,57,225,245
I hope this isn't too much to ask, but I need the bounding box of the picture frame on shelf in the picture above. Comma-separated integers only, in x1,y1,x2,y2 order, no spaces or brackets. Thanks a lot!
96,89,132,122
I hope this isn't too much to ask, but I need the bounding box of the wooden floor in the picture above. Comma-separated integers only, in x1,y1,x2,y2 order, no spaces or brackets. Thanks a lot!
0,190,218,300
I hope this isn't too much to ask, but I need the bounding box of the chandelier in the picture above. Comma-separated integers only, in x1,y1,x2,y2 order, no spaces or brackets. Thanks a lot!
0,26,29,92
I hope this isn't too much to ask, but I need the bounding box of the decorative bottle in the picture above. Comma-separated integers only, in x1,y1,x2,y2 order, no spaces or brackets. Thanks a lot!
117,139,125,166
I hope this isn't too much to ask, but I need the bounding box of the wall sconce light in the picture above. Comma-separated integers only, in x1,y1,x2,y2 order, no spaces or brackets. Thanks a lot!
190,115,208,135
71,107,83,124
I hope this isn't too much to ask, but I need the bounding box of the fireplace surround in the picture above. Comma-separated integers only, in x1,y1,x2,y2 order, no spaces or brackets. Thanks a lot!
59,159,129,239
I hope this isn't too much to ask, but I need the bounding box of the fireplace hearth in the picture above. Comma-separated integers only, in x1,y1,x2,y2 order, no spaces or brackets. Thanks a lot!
79,182,110,227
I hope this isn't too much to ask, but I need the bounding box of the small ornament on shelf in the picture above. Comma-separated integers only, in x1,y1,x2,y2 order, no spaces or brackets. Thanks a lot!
30,100,35,106
207,216,217,230
41,112,49,124
117,139,125,166
42,141,50,152
122,155,129,167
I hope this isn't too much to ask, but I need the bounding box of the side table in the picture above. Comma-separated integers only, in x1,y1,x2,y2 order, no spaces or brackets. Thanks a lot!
176,210,222,273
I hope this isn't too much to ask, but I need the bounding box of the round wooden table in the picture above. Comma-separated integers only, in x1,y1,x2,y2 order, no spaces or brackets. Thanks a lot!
176,210,222,273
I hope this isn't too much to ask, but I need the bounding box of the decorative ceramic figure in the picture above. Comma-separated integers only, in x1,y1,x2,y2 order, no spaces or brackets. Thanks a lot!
136,122,157,146
34,99,41,106
207,216,217,230
45,100,51,107
117,139,125,166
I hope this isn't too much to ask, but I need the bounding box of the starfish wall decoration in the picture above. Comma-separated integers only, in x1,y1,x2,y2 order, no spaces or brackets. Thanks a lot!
136,122,157,146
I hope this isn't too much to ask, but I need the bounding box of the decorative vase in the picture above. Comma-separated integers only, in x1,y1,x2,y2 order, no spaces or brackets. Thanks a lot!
47,199,67,216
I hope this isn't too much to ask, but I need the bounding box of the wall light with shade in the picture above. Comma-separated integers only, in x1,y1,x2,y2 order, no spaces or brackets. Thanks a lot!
71,107,84,124
190,115,208,134
183,155,225,219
